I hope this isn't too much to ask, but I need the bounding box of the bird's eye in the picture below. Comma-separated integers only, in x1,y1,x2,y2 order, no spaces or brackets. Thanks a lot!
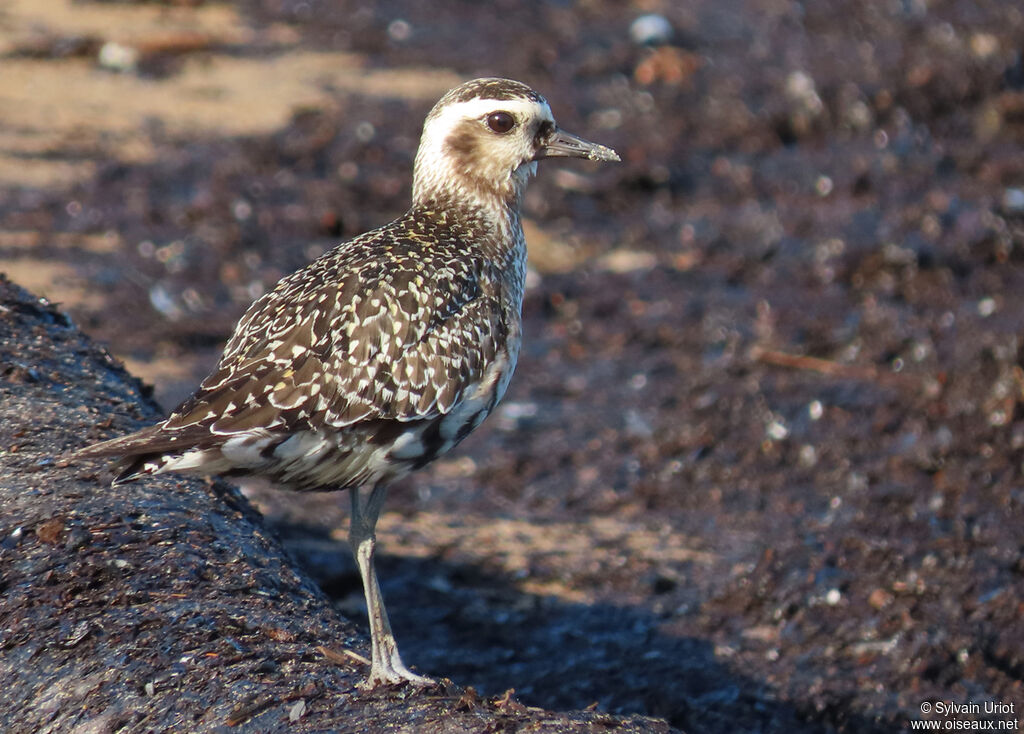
486,111,516,134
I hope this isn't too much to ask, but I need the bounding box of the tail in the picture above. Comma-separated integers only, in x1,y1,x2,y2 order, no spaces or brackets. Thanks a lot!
70,425,183,484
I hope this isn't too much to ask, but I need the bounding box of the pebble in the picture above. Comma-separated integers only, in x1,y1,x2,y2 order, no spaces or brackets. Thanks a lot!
598,249,657,273
1003,188,1024,213
630,14,673,46
766,420,789,441
387,19,412,42
808,400,824,421
2,526,23,549
148,284,183,320
495,401,539,431
97,42,138,73
785,71,823,115
65,526,91,551
868,588,893,609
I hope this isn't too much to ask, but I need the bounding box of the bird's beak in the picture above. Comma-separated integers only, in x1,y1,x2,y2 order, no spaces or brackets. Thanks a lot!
534,127,620,163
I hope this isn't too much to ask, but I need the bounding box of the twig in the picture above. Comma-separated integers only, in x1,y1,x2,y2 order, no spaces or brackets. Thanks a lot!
749,345,925,388
317,645,369,667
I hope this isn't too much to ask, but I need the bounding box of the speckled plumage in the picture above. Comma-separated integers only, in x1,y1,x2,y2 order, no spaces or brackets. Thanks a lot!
75,77,618,686
101,202,524,492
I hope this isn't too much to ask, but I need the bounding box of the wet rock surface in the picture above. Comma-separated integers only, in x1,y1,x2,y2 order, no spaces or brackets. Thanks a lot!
2,0,1024,732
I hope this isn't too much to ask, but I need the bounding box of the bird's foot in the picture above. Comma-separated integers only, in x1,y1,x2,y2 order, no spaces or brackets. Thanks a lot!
359,667,435,690
358,649,435,690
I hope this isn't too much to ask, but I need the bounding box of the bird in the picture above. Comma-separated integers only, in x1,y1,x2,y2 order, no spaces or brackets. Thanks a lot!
73,77,620,687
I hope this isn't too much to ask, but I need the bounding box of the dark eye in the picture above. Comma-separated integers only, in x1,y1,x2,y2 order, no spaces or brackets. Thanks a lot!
486,111,515,134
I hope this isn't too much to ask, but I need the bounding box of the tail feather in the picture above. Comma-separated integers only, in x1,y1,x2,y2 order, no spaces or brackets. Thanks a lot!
70,424,210,484
71,425,166,461
109,456,159,485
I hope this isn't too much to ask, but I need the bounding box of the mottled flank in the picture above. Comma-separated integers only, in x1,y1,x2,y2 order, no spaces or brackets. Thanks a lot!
73,76,618,686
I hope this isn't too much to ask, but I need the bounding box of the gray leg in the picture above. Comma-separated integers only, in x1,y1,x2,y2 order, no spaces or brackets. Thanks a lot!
348,482,432,687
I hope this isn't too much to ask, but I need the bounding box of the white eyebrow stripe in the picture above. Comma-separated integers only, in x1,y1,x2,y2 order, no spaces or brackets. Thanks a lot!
428,97,554,132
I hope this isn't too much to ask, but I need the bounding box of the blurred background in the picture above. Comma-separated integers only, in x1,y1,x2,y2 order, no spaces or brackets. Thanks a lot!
2,1,1024,731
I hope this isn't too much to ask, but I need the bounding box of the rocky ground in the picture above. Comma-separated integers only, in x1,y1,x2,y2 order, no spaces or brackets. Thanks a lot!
2,0,1024,732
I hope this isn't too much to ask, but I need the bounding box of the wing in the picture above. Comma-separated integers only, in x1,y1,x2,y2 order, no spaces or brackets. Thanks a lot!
157,226,505,442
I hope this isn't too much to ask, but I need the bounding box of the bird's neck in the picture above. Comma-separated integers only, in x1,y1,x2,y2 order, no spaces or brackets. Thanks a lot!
413,175,526,214
411,146,535,222
411,186,525,254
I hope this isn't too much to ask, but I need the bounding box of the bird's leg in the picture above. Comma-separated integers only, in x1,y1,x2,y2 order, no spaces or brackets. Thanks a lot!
348,482,433,688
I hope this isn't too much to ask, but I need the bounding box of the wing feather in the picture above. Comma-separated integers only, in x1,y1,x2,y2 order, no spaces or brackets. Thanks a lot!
153,222,502,443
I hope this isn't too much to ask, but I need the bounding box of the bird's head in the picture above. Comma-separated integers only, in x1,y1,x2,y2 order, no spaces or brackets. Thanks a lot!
412,78,619,211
